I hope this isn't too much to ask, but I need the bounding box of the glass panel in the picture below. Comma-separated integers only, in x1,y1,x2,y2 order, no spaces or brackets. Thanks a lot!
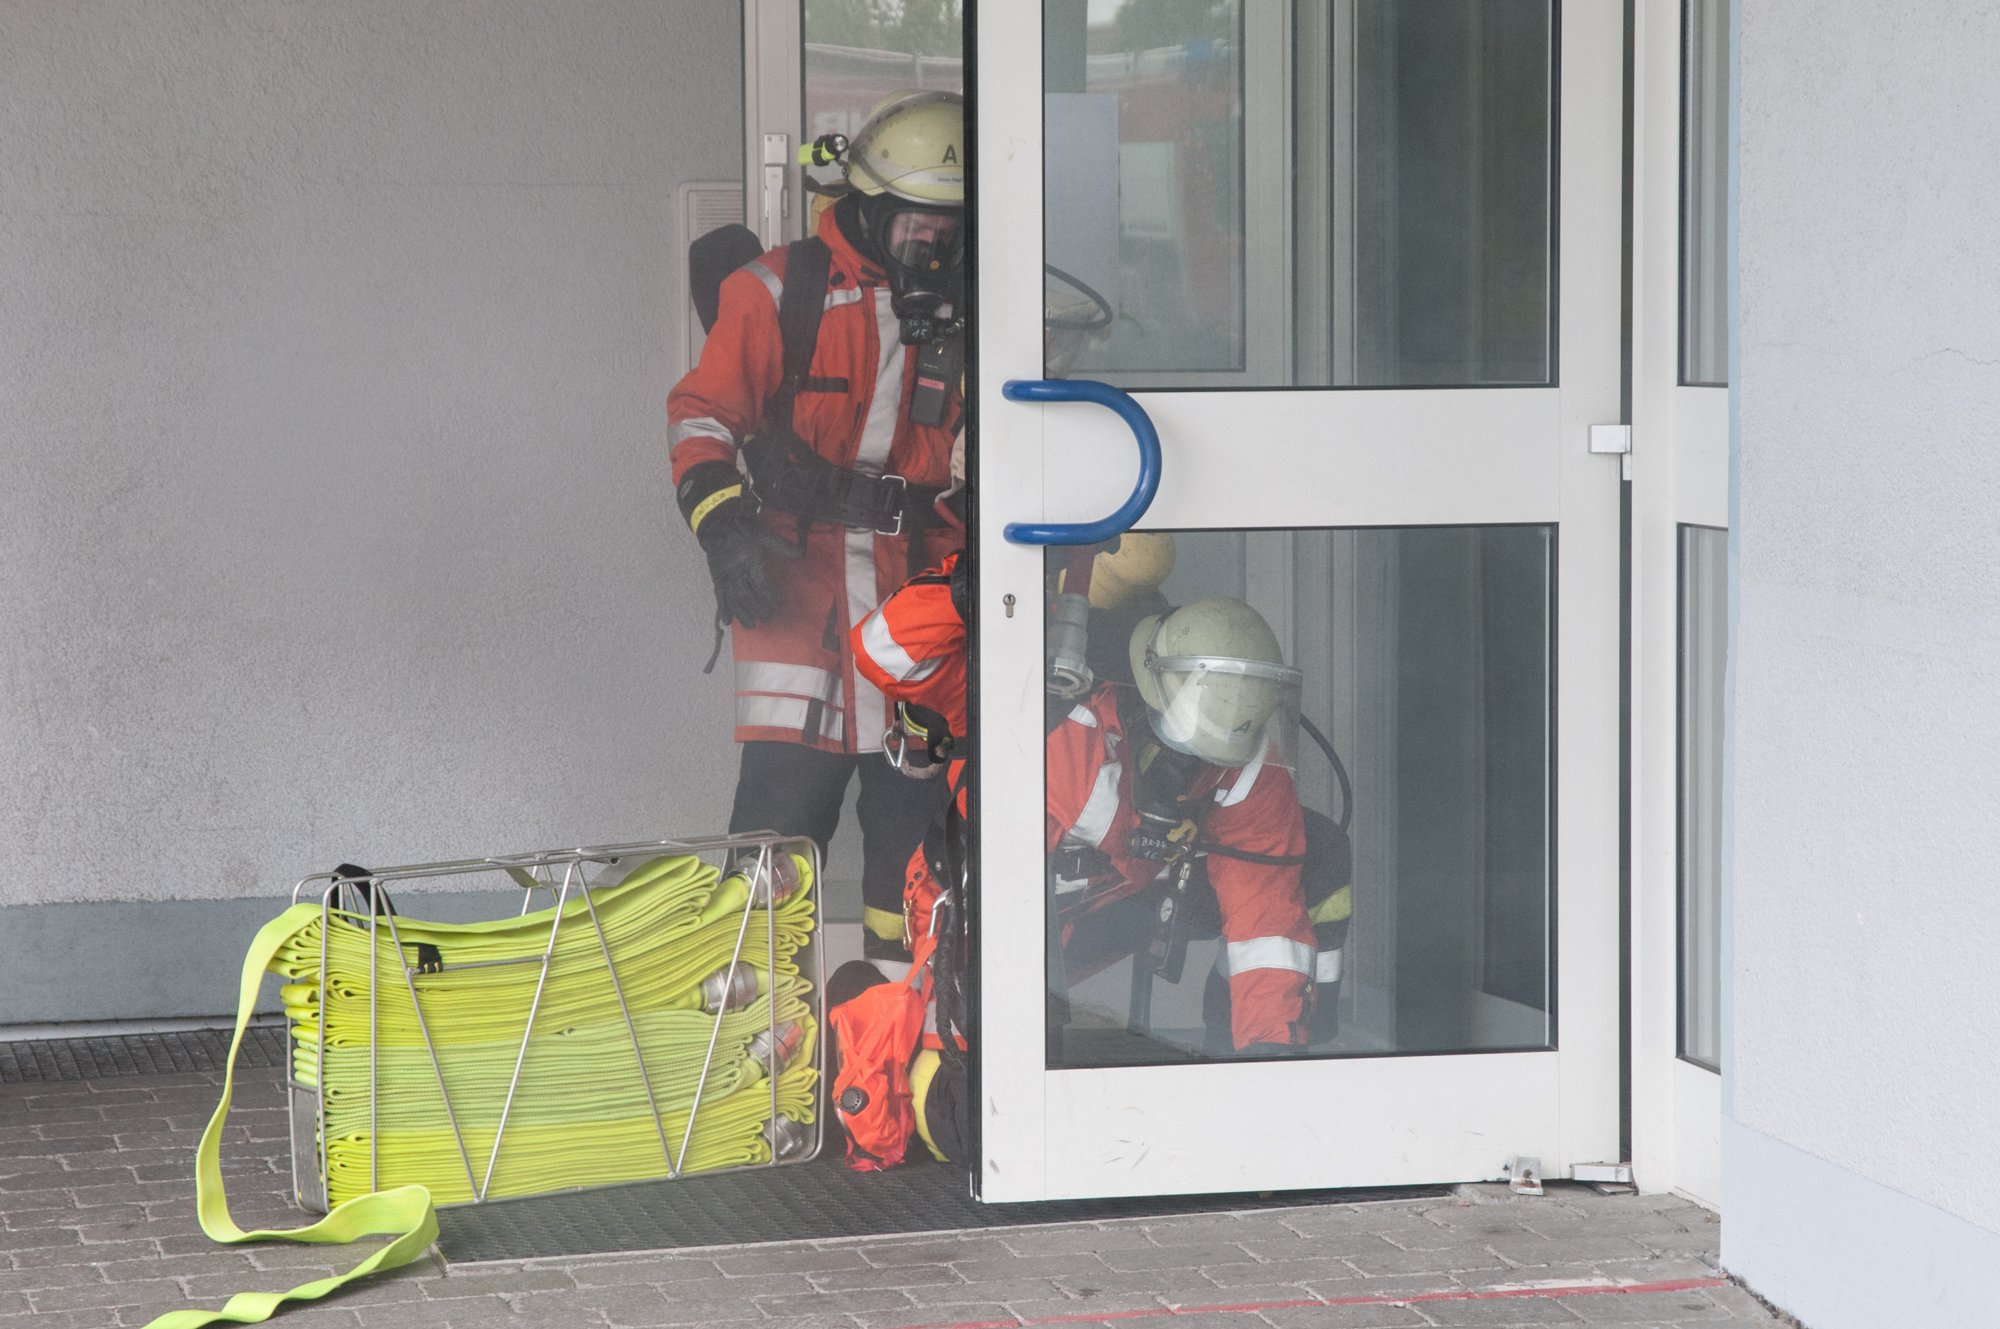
1042,526,1554,1068
1681,0,1729,386
1679,525,1727,1070
1043,0,1554,388
805,1,964,200
1043,1,1246,376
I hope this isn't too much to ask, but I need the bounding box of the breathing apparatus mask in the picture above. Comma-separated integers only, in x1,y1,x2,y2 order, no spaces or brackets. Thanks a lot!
859,193,964,337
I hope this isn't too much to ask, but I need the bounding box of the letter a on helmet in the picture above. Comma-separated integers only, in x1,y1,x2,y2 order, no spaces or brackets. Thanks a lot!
844,90,966,205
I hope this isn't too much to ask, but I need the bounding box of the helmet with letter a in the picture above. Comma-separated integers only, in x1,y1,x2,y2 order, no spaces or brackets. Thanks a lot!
843,90,966,315
1128,597,1302,768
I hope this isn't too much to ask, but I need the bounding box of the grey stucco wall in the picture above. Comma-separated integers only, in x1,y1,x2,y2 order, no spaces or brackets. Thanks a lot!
0,5,753,941
1728,2,2000,1321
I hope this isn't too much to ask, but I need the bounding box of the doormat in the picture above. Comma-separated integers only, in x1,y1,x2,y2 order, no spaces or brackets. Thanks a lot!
436,1153,1447,1265
0,1025,289,1084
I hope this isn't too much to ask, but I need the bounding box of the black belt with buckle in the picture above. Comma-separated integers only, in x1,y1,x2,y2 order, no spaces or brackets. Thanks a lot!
744,431,942,537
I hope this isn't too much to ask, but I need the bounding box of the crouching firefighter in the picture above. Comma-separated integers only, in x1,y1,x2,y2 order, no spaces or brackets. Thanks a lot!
1046,542,1353,1055
826,528,973,1170
669,89,968,974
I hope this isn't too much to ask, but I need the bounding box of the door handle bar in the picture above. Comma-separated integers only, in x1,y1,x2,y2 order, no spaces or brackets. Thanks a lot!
1000,379,1161,546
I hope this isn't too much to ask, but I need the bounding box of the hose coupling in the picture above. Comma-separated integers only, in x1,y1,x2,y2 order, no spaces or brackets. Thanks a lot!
763,1114,813,1159
745,1020,804,1074
699,963,760,1014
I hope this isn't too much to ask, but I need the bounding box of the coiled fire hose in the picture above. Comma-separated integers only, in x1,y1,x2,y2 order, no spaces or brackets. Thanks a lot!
142,852,818,1328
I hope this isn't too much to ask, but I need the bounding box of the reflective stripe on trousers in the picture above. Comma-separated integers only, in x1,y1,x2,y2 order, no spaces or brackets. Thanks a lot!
1215,935,1315,979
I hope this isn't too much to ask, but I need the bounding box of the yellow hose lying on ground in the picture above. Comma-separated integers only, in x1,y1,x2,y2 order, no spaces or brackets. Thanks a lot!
142,851,818,1329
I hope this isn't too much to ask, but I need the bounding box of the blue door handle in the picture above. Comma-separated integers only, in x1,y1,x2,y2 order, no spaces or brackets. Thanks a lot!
1000,379,1161,546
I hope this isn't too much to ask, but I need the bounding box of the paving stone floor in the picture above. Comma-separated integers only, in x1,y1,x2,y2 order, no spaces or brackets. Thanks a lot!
0,1066,1785,1329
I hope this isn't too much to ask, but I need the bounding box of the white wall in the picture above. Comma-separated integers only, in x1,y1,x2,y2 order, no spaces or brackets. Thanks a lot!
0,3,755,1011
1728,2,2000,1323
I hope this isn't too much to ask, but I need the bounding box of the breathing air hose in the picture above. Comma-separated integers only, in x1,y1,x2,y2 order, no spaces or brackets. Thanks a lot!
141,851,818,1329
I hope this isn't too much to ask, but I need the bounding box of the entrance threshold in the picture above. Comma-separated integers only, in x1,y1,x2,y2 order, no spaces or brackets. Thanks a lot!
437,1154,1446,1265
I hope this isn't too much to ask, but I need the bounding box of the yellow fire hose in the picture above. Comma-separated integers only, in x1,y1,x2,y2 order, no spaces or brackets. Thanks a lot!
142,852,819,1328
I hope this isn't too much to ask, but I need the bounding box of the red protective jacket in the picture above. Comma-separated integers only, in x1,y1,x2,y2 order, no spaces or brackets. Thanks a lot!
856,568,1316,1050
1171,733,1316,1049
669,208,962,753
1045,687,1149,915
1048,685,1316,1050
852,553,966,801
852,552,966,954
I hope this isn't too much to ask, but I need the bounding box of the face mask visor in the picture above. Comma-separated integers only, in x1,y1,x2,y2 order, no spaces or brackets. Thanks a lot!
1146,655,1303,769
883,208,963,274
864,197,965,315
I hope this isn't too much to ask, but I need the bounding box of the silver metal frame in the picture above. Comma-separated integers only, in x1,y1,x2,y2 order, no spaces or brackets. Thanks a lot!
284,832,825,1213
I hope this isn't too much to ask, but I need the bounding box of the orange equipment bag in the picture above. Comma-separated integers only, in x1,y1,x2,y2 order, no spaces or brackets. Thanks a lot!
828,935,935,1172
903,839,944,951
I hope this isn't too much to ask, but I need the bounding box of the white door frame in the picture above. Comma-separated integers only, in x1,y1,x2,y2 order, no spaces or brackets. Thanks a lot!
1630,0,1730,1208
972,0,1629,1203
743,0,804,248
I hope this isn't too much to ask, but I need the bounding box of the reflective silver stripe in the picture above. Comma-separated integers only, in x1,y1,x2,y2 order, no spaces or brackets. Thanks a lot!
922,1001,939,1038
1315,948,1344,984
825,288,865,311
736,661,840,703
837,288,909,753
872,957,912,983
671,415,736,447
1216,935,1315,979
846,528,886,747
1051,875,1090,896
1066,757,1124,850
858,609,940,685
744,258,782,311
1066,703,1098,729
738,693,846,741
854,288,904,471
1215,736,1271,808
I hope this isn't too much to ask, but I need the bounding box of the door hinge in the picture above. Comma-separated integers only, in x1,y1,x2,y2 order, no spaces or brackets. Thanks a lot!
1590,423,1632,481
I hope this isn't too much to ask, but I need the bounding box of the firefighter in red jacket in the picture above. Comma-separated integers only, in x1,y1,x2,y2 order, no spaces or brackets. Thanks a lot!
830,546,971,1169
668,91,965,972
830,539,1338,1169
1051,594,1324,1056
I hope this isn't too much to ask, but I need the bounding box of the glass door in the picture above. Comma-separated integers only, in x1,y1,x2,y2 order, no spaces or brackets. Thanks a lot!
973,0,1627,1200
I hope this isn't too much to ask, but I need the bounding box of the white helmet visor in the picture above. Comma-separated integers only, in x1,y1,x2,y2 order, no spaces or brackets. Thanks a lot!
1147,654,1303,768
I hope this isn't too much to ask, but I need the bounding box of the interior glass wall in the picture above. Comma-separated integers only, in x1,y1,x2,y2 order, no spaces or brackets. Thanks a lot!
789,0,963,936
1043,527,1555,1067
1043,0,1554,388
805,1,964,202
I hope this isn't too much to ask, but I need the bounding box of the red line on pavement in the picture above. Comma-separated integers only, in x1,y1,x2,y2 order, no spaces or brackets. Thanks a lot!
884,1277,1732,1329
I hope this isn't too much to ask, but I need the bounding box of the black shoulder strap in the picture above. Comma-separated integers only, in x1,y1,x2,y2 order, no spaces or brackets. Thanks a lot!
771,236,832,432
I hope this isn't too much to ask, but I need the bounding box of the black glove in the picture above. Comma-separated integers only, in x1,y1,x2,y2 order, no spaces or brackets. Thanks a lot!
678,461,780,628
698,502,781,628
